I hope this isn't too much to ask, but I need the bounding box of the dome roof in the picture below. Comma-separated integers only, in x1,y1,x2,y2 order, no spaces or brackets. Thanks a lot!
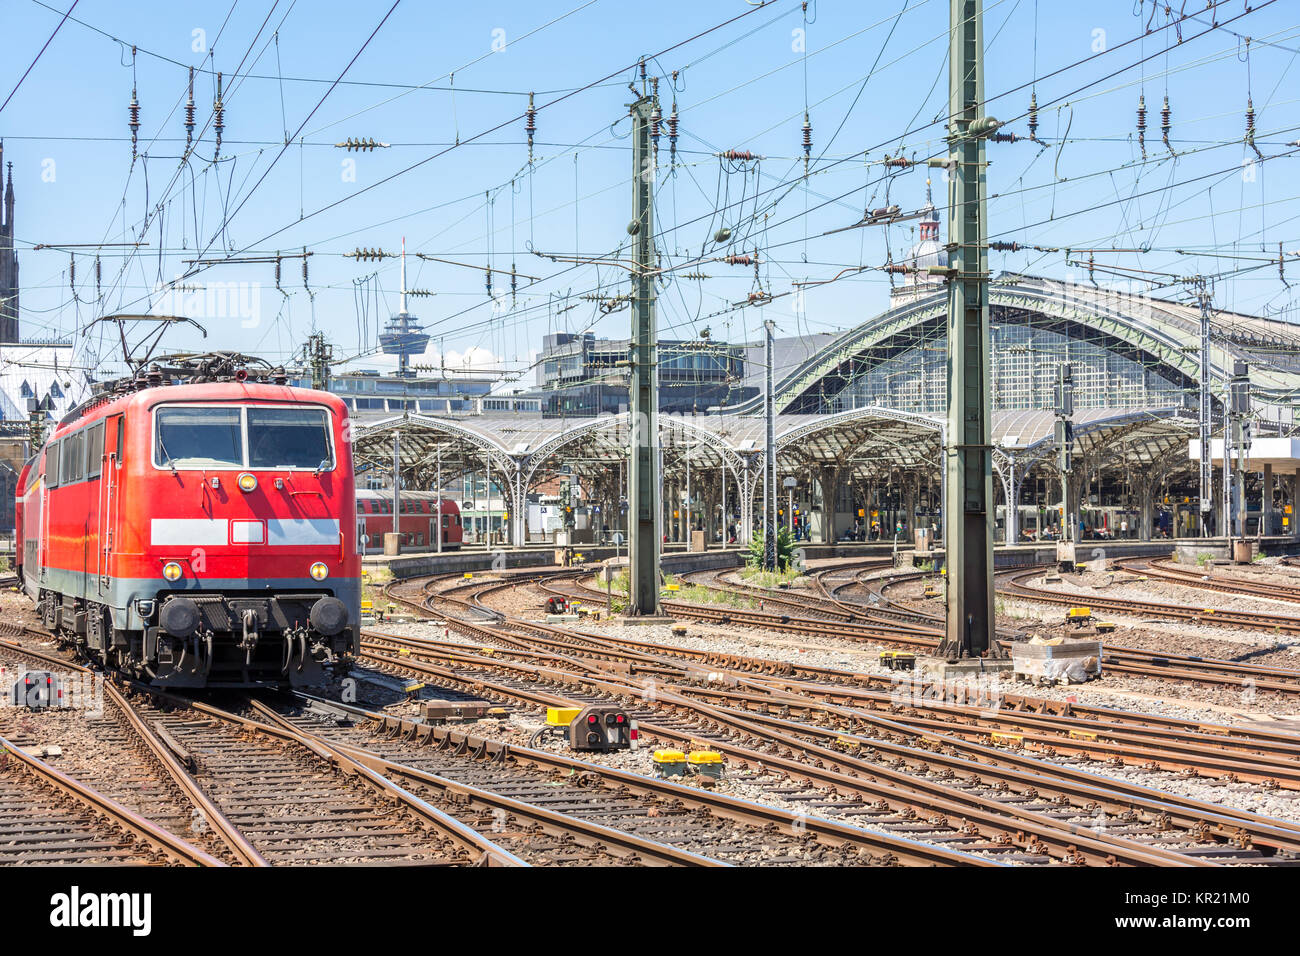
904,236,947,272
901,187,944,284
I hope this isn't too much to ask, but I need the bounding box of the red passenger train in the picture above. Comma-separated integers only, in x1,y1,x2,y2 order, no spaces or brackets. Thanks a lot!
356,490,463,553
15,367,361,688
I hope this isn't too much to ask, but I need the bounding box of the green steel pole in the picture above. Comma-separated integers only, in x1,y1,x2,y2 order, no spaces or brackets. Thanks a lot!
764,318,777,571
628,94,661,615
941,0,998,657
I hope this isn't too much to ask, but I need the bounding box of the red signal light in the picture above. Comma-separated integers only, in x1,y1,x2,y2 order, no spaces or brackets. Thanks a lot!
587,714,598,724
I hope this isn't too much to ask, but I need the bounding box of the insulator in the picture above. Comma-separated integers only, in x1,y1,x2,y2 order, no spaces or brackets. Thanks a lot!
802,111,812,175
650,80,661,160
128,88,140,160
274,256,282,287
125,45,141,161
884,155,912,168
722,149,754,161
989,241,1023,252
214,72,225,159
510,265,517,302
486,266,492,298
1028,92,1038,142
184,68,196,149
883,263,912,274
639,58,646,83
668,100,679,167
1161,94,1171,152
724,255,753,266
94,255,102,294
1245,97,1262,159
302,251,309,287
683,272,709,280
69,253,75,290
337,137,384,151
1137,94,1147,159
990,132,1018,143
525,92,537,163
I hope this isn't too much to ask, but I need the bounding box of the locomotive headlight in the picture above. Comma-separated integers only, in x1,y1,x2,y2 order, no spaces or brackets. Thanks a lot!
162,561,184,582
237,472,258,493
309,561,329,581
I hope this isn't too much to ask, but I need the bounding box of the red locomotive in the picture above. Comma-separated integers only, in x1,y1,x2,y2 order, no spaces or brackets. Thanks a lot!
356,490,463,553
14,359,360,688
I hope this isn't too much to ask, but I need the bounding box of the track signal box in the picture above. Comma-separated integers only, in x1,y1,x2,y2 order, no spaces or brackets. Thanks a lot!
568,704,633,752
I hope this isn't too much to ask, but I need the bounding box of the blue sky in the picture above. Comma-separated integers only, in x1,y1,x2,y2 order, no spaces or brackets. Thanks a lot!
2,0,1299,385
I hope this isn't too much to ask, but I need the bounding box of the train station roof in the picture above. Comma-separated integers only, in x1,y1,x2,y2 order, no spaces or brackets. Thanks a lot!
351,403,1202,486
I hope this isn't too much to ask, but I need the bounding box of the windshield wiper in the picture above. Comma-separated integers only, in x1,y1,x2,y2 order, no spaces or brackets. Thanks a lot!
157,432,178,476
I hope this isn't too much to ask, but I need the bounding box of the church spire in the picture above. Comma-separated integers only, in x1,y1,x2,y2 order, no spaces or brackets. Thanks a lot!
919,177,939,242
4,158,13,231
0,142,17,342
0,139,7,230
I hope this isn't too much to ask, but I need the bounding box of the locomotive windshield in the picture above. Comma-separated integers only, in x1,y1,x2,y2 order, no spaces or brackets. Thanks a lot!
248,407,332,469
154,404,334,470
155,407,243,468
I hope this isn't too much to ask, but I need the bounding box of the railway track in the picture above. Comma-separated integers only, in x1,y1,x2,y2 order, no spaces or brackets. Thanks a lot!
133,689,523,866
1117,558,1300,604
517,567,1300,770
364,632,1279,868
0,732,221,866
0,633,224,867
0,628,519,866
0,633,265,865
803,563,1300,696
363,626,1300,865
360,639,1097,865
377,571,1300,866
2,618,798,867
266,693,979,866
998,567,1300,639
542,564,1300,698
